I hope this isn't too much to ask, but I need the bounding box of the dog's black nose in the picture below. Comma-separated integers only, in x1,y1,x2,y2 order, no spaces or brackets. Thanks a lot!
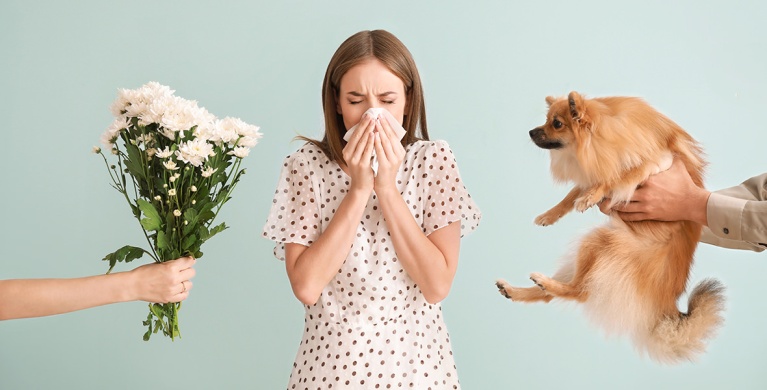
529,128,543,139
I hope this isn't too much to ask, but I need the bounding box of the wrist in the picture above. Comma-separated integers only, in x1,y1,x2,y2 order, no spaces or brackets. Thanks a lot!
346,186,373,204
373,184,400,199
690,187,711,226
114,270,139,303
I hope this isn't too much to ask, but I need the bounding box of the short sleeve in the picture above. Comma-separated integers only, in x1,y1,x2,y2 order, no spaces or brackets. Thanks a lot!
420,140,481,237
262,151,321,261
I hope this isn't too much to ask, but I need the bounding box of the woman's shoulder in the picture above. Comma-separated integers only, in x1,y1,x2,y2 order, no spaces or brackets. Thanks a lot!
281,142,328,165
406,139,457,161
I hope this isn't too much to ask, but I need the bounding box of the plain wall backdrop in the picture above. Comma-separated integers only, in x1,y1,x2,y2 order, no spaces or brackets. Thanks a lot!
1,1,765,389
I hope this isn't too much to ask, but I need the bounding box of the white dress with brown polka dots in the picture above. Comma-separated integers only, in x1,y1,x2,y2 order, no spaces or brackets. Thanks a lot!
263,140,481,389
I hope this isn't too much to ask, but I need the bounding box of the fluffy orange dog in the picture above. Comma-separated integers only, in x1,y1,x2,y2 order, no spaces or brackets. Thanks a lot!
496,92,725,364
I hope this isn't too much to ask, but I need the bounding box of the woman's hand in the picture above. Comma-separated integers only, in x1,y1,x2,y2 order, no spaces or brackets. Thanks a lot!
373,116,406,195
128,256,196,303
342,113,375,195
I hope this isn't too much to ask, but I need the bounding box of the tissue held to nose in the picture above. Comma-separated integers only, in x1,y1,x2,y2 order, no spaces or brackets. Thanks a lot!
343,107,407,176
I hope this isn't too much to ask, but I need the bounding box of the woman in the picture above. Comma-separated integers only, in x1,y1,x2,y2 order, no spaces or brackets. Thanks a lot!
263,30,480,389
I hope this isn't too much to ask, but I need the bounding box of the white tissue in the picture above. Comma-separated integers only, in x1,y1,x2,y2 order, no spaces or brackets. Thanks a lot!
343,108,407,176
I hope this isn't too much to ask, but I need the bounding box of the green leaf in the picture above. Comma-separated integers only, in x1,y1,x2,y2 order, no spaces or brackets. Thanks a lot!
124,143,146,181
137,199,162,231
157,230,170,250
201,222,228,243
182,234,197,251
193,200,215,225
102,245,147,273
182,209,199,236
150,303,165,319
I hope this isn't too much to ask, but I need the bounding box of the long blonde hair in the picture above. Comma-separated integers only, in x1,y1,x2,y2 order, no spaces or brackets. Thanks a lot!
298,30,429,164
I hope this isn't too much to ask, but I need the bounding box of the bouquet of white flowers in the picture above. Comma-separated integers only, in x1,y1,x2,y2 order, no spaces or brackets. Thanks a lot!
95,82,261,341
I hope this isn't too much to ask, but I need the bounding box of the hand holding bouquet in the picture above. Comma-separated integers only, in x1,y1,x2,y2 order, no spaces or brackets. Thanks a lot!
95,82,261,340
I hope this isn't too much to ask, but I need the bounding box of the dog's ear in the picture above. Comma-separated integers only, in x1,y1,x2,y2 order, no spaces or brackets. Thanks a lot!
545,96,556,107
568,91,587,123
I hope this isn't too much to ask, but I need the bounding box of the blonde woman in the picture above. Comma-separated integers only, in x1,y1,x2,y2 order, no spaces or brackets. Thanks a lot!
263,30,480,388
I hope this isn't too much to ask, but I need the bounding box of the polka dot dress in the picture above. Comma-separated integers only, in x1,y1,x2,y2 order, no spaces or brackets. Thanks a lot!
263,140,481,389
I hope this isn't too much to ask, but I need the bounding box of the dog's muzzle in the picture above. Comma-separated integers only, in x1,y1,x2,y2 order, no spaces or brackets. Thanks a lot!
529,128,563,150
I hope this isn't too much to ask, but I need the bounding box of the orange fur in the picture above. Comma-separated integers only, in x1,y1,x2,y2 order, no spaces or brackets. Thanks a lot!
497,92,725,364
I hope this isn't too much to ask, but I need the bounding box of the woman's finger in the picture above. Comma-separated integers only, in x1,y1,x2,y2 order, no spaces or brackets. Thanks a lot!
376,120,397,162
343,114,372,159
352,128,373,165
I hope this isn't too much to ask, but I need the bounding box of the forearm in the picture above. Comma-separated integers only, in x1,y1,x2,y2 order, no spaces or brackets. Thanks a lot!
705,173,767,246
376,188,454,303
0,273,134,320
287,189,370,304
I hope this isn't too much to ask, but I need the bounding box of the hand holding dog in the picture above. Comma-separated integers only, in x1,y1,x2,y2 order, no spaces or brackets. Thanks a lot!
600,158,711,226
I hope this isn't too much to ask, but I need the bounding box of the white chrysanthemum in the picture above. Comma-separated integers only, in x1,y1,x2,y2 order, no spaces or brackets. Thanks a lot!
201,166,216,178
173,209,181,217
162,96,214,136
236,121,262,138
176,138,214,167
117,82,174,125
155,147,173,159
141,94,172,126
100,117,131,148
141,82,175,98
163,160,180,170
168,189,177,196
124,100,149,120
237,135,261,148
212,117,242,145
186,107,216,140
109,88,135,117
229,146,250,158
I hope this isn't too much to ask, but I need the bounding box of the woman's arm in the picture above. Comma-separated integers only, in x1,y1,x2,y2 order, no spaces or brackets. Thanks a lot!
372,119,461,304
284,116,376,305
0,257,196,320
376,189,461,304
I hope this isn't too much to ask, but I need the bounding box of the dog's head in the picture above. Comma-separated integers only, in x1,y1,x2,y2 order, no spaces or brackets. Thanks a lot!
529,91,592,151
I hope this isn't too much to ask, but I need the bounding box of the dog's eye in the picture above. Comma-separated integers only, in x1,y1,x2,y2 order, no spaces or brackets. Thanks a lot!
552,119,563,129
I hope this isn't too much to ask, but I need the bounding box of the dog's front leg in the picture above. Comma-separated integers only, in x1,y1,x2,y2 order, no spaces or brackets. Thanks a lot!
574,184,608,212
534,186,582,226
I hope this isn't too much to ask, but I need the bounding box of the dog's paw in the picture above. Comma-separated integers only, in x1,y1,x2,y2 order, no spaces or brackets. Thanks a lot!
574,195,596,212
575,190,605,212
495,279,514,300
534,212,560,226
529,272,549,291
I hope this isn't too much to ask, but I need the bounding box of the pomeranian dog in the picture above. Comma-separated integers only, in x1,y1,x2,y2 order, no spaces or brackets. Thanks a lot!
496,92,725,364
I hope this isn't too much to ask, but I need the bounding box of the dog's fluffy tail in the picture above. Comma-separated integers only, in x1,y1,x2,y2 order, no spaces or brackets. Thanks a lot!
640,278,726,364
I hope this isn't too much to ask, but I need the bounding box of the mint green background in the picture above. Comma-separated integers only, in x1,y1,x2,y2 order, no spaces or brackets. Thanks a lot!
2,1,765,389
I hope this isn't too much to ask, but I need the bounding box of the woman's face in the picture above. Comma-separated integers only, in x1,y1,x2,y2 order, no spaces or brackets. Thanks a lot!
336,58,407,131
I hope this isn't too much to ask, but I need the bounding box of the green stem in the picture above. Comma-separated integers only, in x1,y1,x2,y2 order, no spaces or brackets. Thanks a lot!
207,158,243,228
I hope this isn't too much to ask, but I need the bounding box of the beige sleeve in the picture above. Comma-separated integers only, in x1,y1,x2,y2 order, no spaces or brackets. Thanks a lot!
702,173,767,252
